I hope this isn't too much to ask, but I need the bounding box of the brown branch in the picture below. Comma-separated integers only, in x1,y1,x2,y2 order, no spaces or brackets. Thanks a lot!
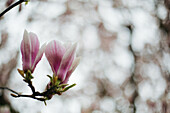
0,0,26,18
0,71,74,104
0,86,46,101
129,41,138,113
27,80,36,94
13,94,46,101
0,87,45,101
0,87,19,95
0,81,62,102
125,24,138,113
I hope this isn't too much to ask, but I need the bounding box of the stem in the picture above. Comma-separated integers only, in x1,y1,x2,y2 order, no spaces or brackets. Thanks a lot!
15,94,46,101
0,86,45,101
0,0,25,18
27,80,36,94
0,87,19,95
0,76,70,102
128,25,138,113
41,85,60,96
0,84,59,102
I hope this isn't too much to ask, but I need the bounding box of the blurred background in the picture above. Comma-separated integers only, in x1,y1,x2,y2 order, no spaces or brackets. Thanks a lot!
0,0,170,113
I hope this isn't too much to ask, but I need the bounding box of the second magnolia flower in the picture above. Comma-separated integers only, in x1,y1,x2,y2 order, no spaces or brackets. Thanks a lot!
45,41,80,84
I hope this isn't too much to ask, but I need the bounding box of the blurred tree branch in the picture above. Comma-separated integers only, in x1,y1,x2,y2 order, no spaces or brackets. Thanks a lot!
0,51,19,113
0,0,28,18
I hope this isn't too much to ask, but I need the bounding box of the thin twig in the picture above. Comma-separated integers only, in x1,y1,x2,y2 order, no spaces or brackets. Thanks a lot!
0,87,19,95
15,94,46,101
128,25,138,113
0,75,71,102
0,0,25,18
0,86,45,101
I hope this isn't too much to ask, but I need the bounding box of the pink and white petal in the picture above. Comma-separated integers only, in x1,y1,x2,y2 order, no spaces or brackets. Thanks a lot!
62,57,80,84
45,40,66,74
68,57,81,72
21,30,31,71
57,43,77,81
32,43,46,72
29,32,40,66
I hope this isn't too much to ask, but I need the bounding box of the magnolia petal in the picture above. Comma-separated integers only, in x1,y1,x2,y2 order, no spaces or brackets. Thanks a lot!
62,57,80,84
32,43,46,72
21,30,31,72
29,32,40,67
21,30,42,73
57,43,77,81
69,57,81,72
45,40,66,74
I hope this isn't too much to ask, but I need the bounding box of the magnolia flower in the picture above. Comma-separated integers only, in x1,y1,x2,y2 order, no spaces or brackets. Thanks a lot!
21,30,46,73
45,40,80,84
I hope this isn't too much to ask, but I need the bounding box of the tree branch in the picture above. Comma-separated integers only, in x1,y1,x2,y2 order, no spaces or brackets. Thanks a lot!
0,87,19,95
13,94,46,101
0,0,25,18
27,79,36,94
0,72,74,103
0,81,62,102
0,86,46,101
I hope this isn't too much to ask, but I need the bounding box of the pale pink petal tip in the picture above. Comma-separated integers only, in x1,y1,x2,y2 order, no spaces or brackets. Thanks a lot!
57,43,77,81
62,57,81,84
69,57,81,72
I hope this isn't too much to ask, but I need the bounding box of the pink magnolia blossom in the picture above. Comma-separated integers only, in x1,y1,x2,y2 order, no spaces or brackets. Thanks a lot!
21,30,46,73
45,40,80,83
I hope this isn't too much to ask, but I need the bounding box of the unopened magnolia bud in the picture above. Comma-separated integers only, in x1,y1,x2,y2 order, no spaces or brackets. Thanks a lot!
24,0,30,5
17,69,25,78
11,93,18,97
